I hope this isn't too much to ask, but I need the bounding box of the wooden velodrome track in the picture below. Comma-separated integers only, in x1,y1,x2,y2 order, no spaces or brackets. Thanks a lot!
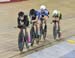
0,0,75,58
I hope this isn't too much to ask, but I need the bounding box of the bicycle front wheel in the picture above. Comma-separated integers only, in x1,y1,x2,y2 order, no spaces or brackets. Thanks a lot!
18,31,24,52
53,24,57,39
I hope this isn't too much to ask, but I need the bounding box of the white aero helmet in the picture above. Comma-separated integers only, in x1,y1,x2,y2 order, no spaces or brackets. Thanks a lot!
52,10,58,15
40,5,46,10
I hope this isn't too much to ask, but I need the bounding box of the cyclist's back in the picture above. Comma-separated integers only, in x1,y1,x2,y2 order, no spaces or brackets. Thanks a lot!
40,9,49,17
29,9,40,22
17,11,29,28
52,10,62,22
37,5,49,23
17,11,32,46
52,10,62,39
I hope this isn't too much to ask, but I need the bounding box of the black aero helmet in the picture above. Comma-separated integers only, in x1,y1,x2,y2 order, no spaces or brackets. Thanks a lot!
29,9,36,15
18,11,24,17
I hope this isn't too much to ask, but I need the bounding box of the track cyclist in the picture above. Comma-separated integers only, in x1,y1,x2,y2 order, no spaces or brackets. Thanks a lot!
29,9,41,38
17,11,31,46
52,9,62,40
38,5,49,38
39,5,49,22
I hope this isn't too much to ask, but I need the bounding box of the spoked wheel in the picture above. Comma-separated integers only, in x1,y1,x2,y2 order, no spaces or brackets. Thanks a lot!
18,30,24,52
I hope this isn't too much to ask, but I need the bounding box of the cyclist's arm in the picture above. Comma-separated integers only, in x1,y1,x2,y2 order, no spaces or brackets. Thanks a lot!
17,17,21,26
31,19,38,22
17,17,22,28
31,16,38,22
44,12,49,20
24,15,29,26
44,10,49,19
59,13,62,20
45,9,49,17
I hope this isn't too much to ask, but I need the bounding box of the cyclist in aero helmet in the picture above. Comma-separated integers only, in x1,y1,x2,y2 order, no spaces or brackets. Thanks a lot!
39,5,49,34
52,9,62,39
40,5,49,19
17,11,31,46
29,9,41,38
52,9,62,21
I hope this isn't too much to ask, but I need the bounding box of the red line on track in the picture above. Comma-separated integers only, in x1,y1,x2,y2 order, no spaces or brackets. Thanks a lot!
0,0,28,3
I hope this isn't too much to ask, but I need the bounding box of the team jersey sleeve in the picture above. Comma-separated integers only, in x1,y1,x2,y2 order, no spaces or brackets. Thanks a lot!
36,11,41,19
44,9,49,16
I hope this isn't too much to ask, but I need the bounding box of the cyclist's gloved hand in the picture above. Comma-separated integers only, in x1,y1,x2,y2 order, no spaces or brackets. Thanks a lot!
17,25,22,28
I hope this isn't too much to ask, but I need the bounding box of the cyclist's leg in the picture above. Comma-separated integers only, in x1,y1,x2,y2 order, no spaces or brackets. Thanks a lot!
33,23,37,34
43,16,48,31
37,20,41,36
42,20,45,30
25,27,31,46
40,18,43,34
41,18,46,32
42,19,47,40
33,23,37,38
44,19,47,31
27,27,31,42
